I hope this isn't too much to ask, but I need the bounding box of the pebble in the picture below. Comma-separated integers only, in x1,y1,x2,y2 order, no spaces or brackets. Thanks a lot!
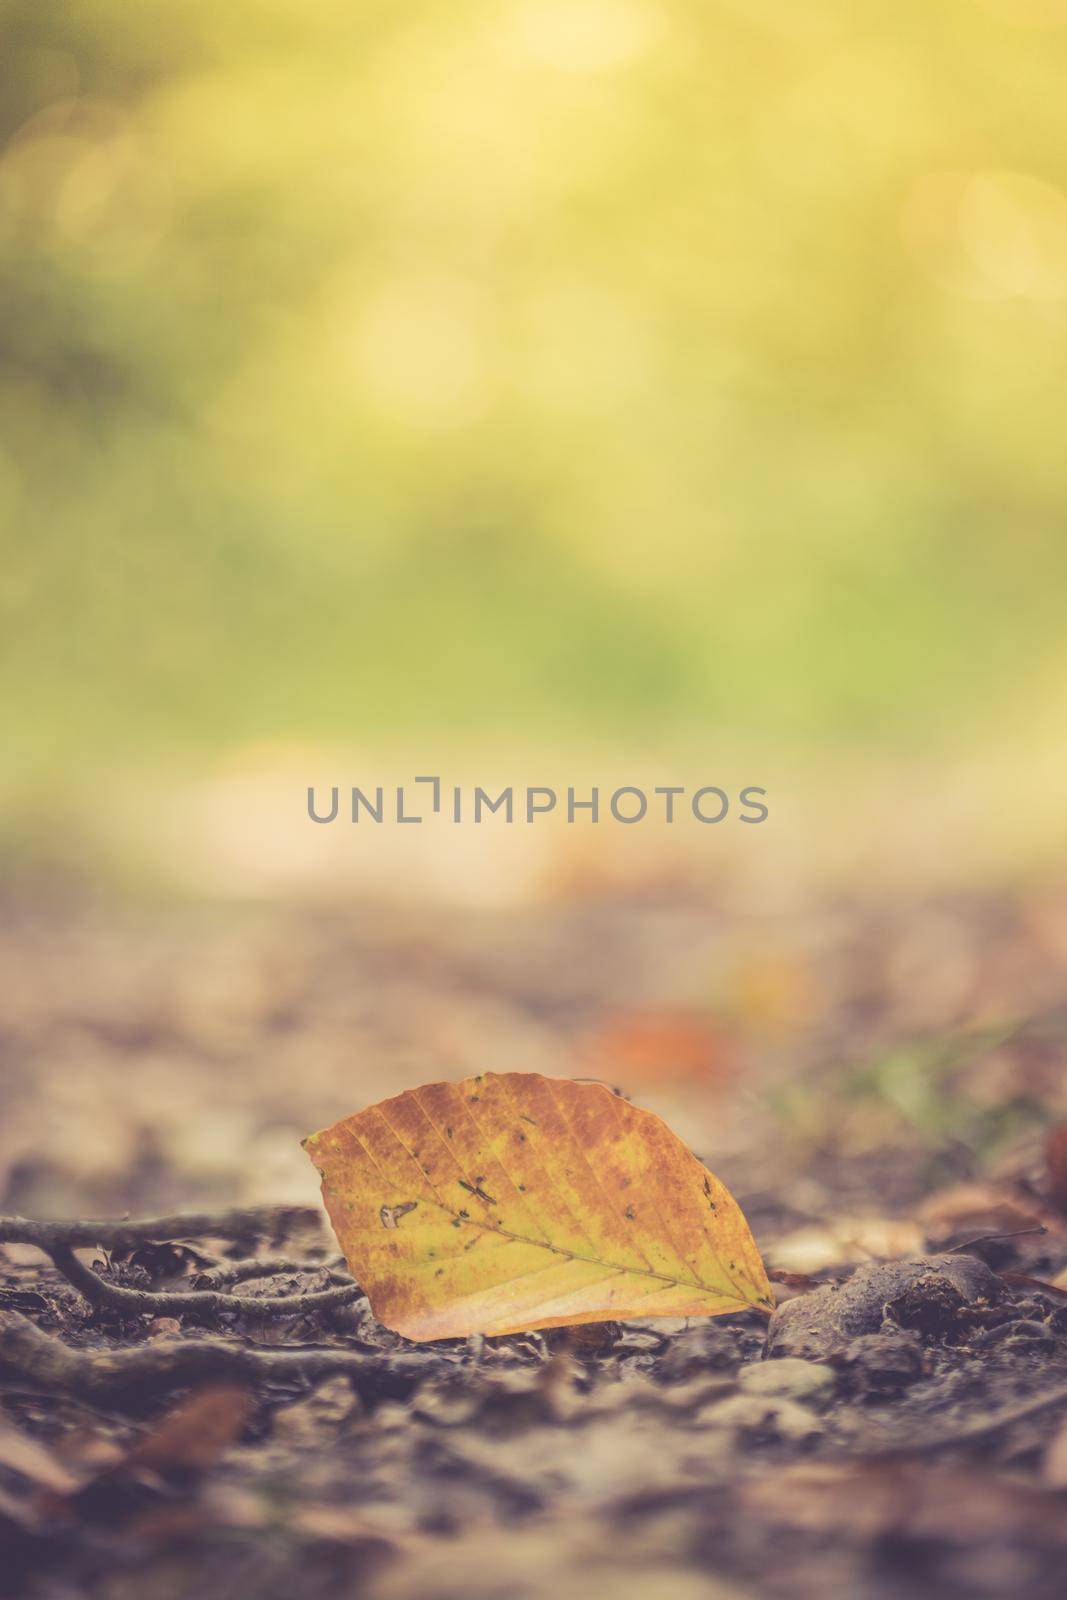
147,1317,183,1338
835,1329,925,1395
737,1357,835,1406
657,1325,745,1382
765,1254,1001,1360
697,1392,823,1443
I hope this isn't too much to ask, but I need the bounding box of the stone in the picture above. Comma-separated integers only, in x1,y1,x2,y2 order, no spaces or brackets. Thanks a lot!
765,1254,1002,1360
836,1330,926,1395
737,1357,835,1406
696,1392,823,1443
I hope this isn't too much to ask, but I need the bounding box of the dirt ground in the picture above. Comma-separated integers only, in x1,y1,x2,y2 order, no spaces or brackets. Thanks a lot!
4,877,1067,1599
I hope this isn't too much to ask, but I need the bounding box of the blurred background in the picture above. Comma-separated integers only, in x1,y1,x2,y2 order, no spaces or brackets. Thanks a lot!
2,0,1067,1231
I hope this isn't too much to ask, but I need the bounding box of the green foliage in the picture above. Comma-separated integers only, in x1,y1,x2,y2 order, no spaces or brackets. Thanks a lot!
3,1,1067,764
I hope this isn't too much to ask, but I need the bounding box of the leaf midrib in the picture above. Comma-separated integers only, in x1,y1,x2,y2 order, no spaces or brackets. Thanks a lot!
419,1197,745,1301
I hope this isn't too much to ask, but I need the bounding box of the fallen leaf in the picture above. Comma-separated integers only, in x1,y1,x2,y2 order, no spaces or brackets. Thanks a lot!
303,1071,772,1341
580,1010,733,1091
918,1182,1049,1253
42,1385,254,1535
122,1384,253,1474
997,1270,1067,1303
1046,1123,1067,1217
544,1320,622,1357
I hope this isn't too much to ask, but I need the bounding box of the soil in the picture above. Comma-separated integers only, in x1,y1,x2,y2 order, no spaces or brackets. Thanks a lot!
3,882,1067,1599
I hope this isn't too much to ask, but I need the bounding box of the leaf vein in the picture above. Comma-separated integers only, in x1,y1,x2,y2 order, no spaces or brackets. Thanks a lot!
419,1199,738,1298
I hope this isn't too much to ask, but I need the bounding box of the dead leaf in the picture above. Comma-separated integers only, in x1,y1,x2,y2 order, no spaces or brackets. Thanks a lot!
1046,1123,1067,1217
997,1270,1067,1303
918,1183,1048,1253
46,1385,255,1531
543,1320,622,1357
123,1384,253,1475
303,1071,773,1341
580,1010,733,1091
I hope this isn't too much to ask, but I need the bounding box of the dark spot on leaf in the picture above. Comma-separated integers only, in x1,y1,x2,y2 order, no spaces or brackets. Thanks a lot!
379,1200,418,1229
459,1178,497,1205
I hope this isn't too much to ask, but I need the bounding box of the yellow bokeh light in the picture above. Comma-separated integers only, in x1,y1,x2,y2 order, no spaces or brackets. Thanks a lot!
902,170,1067,302
505,0,663,72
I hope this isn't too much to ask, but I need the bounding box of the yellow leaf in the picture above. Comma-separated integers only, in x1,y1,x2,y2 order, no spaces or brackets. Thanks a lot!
302,1072,773,1341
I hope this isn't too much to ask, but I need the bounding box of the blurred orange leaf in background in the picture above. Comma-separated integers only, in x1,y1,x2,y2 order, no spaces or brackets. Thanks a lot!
581,1010,734,1091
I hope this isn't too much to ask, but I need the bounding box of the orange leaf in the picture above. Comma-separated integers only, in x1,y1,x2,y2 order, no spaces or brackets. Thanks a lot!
302,1072,773,1341
581,1009,734,1091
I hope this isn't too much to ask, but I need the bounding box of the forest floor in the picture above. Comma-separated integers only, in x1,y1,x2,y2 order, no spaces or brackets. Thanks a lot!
3,875,1067,1599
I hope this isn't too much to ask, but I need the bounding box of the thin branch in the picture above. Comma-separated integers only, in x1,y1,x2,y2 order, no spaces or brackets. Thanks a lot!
191,1257,352,1290
0,1207,321,1253
945,1224,1047,1254
0,1212,361,1321
48,1244,363,1321
0,1309,455,1411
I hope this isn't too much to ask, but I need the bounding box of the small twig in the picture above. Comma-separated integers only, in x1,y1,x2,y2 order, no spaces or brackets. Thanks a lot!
945,1224,1047,1255
0,1207,321,1253
191,1257,352,1290
998,1270,1067,1303
768,1268,817,1290
0,1309,454,1411
48,1245,363,1321
1,1211,360,1321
